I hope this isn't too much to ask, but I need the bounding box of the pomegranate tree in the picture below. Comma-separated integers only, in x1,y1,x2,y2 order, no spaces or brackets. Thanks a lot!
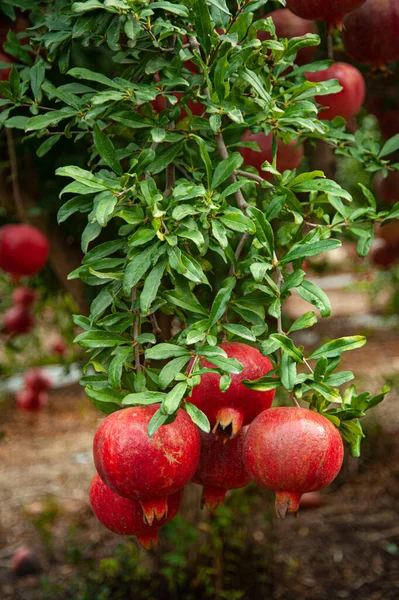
286,0,366,28
260,9,319,65
93,405,200,524
243,408,344,517
193,426,251,509
0,224,49,277
306,63,365,121
342,0,399,66
239,132,304,180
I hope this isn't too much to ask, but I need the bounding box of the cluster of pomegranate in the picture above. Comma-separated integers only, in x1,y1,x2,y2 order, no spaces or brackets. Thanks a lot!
90,343,344,548
16,368,51,412
0,223,49,335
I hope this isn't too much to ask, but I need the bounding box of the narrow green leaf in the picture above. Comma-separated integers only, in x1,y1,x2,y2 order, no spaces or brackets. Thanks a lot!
288,311,318,333
140,257,167,315
308,336,367,360
185,401,211,432
93,123,123,175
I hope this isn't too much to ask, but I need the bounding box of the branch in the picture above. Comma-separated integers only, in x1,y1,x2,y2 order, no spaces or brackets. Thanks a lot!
150,312,162,336
6,128,27,222
229,233,249,277
216,133,249,211
234,169,266,184
273,250,285,336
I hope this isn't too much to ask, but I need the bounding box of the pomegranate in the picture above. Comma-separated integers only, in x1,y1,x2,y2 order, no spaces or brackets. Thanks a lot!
3,305,34,334
193,426,251,510
243,407,344,518
366,90,399,139
51,336,67,356
239,132,303,179
342,0,399,66
12,286,37,307
10,546,41,577
259,9,319,65
90,474,183,549
190,342,275,437
0,224,49,277
306,62,365,121
286,0,366,28
374,170,399,205
93,405,200,524
16,387,47,412
371,240,399,269
376,221,399,246
152,92,205,118
25,368,51,393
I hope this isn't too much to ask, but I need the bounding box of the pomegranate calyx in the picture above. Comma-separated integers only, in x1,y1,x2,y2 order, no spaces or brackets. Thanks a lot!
275,491,302,519
136,531,161,550
213,407,244,438
201,485,227,511
140,497,169,525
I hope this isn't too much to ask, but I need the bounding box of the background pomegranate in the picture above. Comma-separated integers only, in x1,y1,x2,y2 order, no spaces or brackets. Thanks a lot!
239,132,304,180
342,0,399,66
366,90,399,139
25,369,51,393
93,405,200,524
90,474,183,549
286,0,366,28
10,546,41,577
374,170,399,205
190,342,275,437
193,426,251,510
243,407,344,518
3,305,34,334
16,388,47,412
259,9,319,66
306,62,365,121
0,224,49,277
152,92,205,118
12,286,36,307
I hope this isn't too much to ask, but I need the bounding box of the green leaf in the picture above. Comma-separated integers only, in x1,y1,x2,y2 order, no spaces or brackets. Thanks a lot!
246,206,274,255
288,311,318,333
203,354,243,374
379,133,399,158
220,208,255,234
67,67,122,89
164,289,208,316
25,109,77,131
122,391,166,406
269,334,304,362
281,239,341,264
85,386,123,414
242,376,281,391
147,408,177,437
95,191,118,226
145,343,191,360
123,246,154,296
192,135,212,189
140,257,167,315
208,278,236,327
150,142,184,174
109,346,132,389
310,381,342,404
74,330,127,348
280,351,297,391
211,152,243,190
297,280,331,318
193,0,212,54
222,323,256,342
185,401,211,433
57,166,111,190
152,1,189,16
314,356,328,382
259,338,280,356
162,382,187,414
308,336,367,360
93,123,123,175
159,355,191,389
339,420,364,457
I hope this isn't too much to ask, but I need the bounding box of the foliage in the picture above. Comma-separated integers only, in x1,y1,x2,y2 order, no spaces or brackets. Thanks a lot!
1,0,398,454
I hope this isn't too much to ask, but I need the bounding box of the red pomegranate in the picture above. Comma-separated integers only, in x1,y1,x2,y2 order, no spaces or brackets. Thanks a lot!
25,368,51,393
259,9,319,65
93,405,200,524
366,90,399,139
51,337,67,356
193,426,251,510
371,240,399,269
12,286,36,307
243,407,344,518
190,342,275,437
10,546,41,577
376,221,399,246
90,474,183,549
342,0,399,66
16,387,47,412
374,170,399,205
286,0,366,28
0,224,49,277
239,132,303,179
0,50,13,81
306,62,365,121
152,92,205,118
3,305,34,334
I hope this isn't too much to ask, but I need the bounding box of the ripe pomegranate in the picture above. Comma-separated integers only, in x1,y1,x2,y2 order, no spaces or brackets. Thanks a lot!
342,0,399,66
306,62,365,121
90,474,183,549
376,221,399,246
286,0,366,28
152,92,205,118
374,170,399,205
93,405,200,524
12,286,36,307
3,305,34,334
366,90,399,139
10,546,41,577
0,50,13,81
0,224,49,277
16,387,47,412
25,368,51,393
239,132,303,179
190,342,275,437
371,240,399,269
259,9,319,65
51,336,67,356
243,407,344,518
193,426,251,510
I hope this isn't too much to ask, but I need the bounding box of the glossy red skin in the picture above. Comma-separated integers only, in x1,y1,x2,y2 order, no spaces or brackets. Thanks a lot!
152,92,205,118
243,407,344,517
193,426,251,509
286,0,365,26
12,286,36,307
343,0,399,66
16,388,47,412
0,224,49,277
240,132,303,180
90,474,183,549
190,343,275,436
366,91,399,139
259,9,319,66
25,369,51,393
93,405,200,522
3,305,34,334
374,170,399,205
306,63,365,121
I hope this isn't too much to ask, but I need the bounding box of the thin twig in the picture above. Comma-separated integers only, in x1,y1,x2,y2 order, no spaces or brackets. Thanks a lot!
150,313,162,336
6,128,27,222
234,169,266,184
273,250,284,336
132,287,141,373
327,31,334,61
229,233,249,277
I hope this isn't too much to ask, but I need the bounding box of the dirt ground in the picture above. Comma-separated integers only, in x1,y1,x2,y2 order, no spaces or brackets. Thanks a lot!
1,308,399,599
